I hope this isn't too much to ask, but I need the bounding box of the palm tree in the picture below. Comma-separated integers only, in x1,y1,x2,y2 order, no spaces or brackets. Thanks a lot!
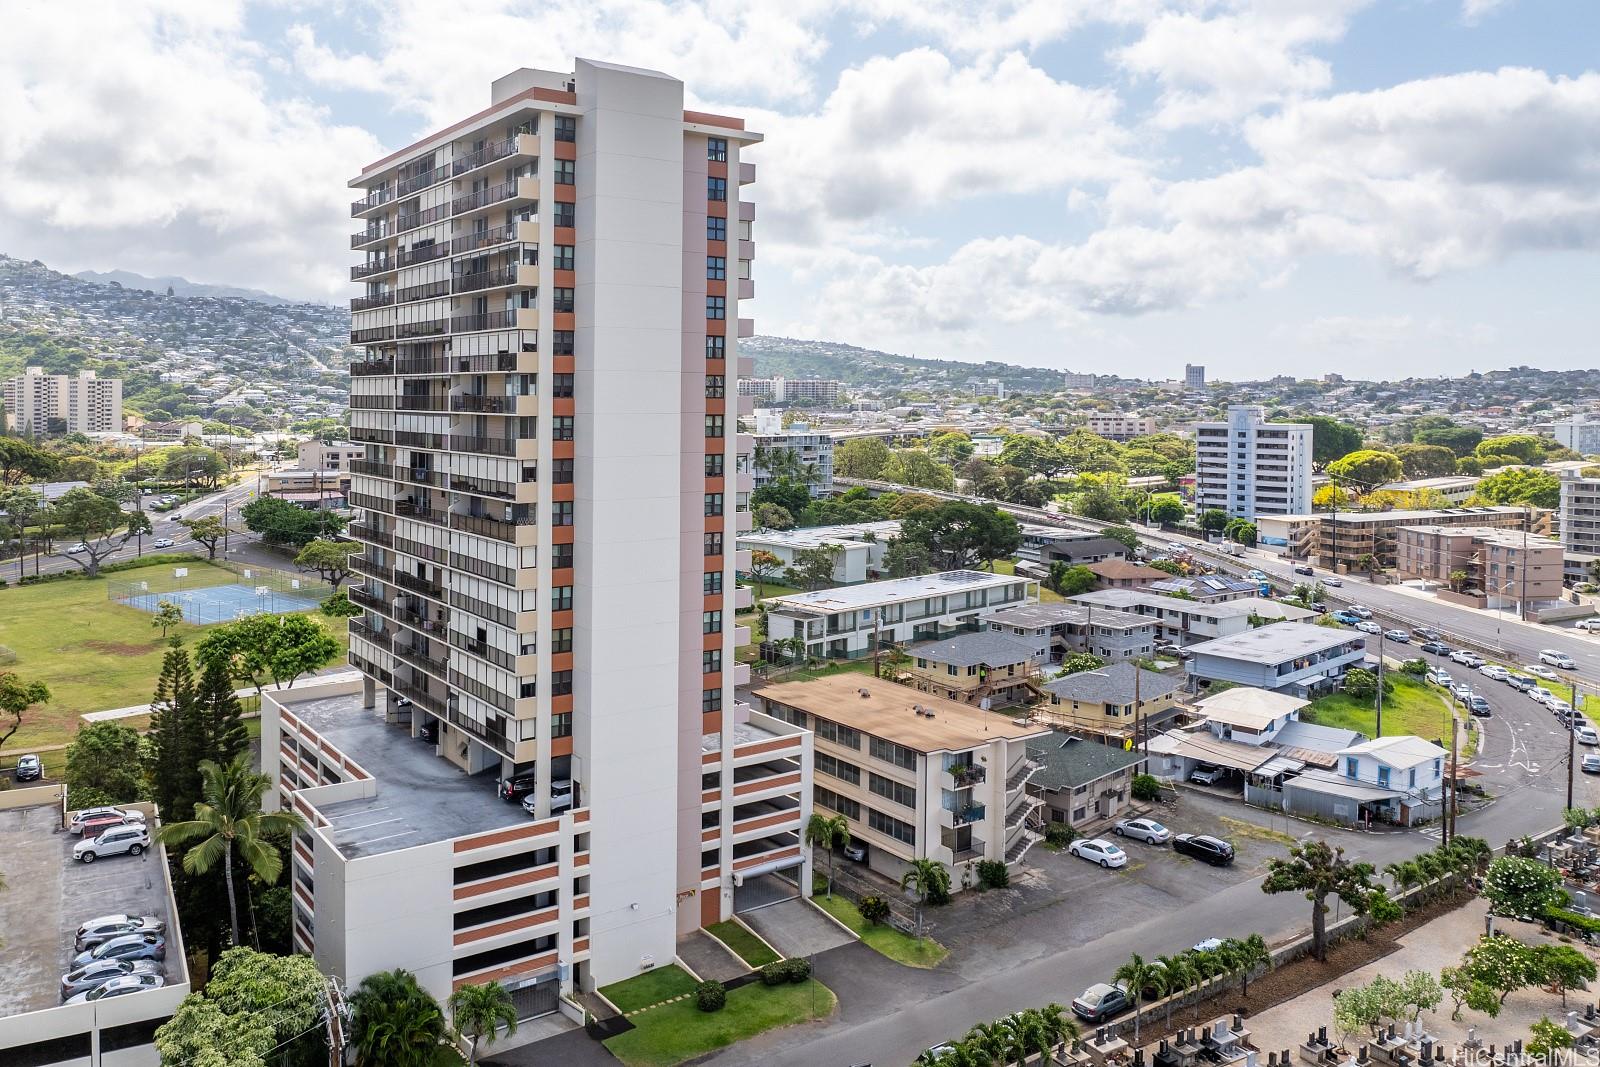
901,857,951,906
1189,950,1226,1020
1232,934,1270,996
155,755,306,945
1114,953,1162,1043
963,1020,1012,1065
1037,1002,1078,1052
448,981,518,1064
349,968,448,1067
1414,851,1446,901
1156,954,1196,1027
805,812,852,898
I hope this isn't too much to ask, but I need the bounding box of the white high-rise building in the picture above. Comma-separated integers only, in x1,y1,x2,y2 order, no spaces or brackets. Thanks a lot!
1194,405,1312,520
1184,364,1206,390
264,60,813,1014
1,367,123,434
1553,415,1600,457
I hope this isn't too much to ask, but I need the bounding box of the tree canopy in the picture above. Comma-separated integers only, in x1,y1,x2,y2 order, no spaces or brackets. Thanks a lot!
896,501,1021,570
155,947,329,1067
1326,450,1404,489
195,613,342,693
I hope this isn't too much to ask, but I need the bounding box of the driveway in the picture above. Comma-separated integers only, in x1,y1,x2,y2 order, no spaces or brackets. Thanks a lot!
677,929,749,983
739,898,855,960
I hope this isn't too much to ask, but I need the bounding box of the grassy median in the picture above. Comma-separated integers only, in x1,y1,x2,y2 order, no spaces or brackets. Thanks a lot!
811,893,948,968
706,920,780,967
604,978,836,1067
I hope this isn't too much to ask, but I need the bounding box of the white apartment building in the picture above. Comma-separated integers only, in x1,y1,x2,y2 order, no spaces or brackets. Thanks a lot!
1554,415,1600,457
738,520,899,585
297,439,367,472
1194,404,1312,520
751,412,834,498
1085,413,1156,441
1061,372,1096,391
323,60,807,1007
2,367,123,435
1561,470,1600,557
738,377,839,405
1185,364,1206,390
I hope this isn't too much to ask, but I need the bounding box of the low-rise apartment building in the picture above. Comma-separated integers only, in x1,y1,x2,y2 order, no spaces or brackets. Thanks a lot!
264,468,350,510
900,631,1042,707
1394,524,1564,609
1084,413,1157,441
297,439,367,472
980,601,1158,663
738,520,898,585
751,418,834,498
1067,589,1316,646
1026,736,1143,828
1147,574,1259,603
764,570,1035,660
1186,623,1366,697
754,675,1052,881
1376,475,1481,505
1036,662,1182,742
1265,506,1544,572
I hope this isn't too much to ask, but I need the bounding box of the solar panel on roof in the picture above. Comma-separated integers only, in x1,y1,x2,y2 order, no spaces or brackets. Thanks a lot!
937,571,990,584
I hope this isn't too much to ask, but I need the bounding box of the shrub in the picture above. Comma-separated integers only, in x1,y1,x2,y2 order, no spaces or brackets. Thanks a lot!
783,957,811,983
858,895,890,926
760,962,787,987
694,980,725,1012
1045,822,1077,848
976,860,1010,889
1547,907,1600,936
1131,774,1162,802
1400,658,1428,676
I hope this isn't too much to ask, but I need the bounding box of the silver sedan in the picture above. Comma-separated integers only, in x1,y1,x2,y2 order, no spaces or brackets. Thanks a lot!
1113,818,1172,844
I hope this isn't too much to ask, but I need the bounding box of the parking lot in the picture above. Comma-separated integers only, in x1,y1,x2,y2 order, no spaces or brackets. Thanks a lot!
0,803,176,1015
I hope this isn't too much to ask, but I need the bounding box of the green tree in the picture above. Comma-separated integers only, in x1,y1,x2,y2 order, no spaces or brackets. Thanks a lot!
898,501,1022,571
1536,944,1596,1007
196,613,341,693
292,538,358,590
179,514,227,559
881,449,956,491
1341,668,1391,705
806,811,852,898
1223,518,1257,546
1114,953,1162,1043
1287,415,1364,466
881,535,934,578
1476,434,1547,464
448,981,518,1065
0,437,60,481
147,647,199,820
1528,1017,1574,1058
1261,840,1378,961
1198,508,1229,533
784,543,842,591
1441,964,1500,1021
1471,467,1560,509
240,496,342,548
152,598,184,638
901,857,952,906
998,435,1068,478
1326,450,1404,489
320,591,361,617
750,476,812,518
50,487,133,576
1102,525,1140,553
1058,652,1104,676
1146,493,1187,525
753,502,795,530
161,444,227,488
1460,934,1544,1005
155,947,329,1067
748,549,783,596
349,968,448,1067
64,721,145,806
0,671,49,758
1229,933,1270,996
1056,429,1126,474
197,652,249,767
835,437,892,479
1394,443,1459,478
1074,482,1128,522
926,431,974,466
0,485,43,580
1482,856,1567,918
1416,424,1483,456
1049,562,1097,597
156,755,307,946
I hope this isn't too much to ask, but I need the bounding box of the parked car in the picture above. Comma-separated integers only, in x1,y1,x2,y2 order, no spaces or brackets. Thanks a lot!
73,824,151,863
1469,695,1492,717
1412,627,1441,641
498,773,538,802
1419,642,1453,656
64,973,166,1005
1427,669,1454,688
1188,763,1225,786
75,915,166,952
1192,937,1226,953
69,807,147,835
1453,684,1473,702
842,841,867,863
1506,674,1536,691
1113,818,1171,844
1331,611,1361,626
1549,699,1573,716
70,933,167,970
60,959,162,1001
1247,570,1268,581
1355,621,1383,635
14,754,42,781
76,813,135,839
1349,606,1374,619
1529,687,1555,706
1072,983,1131,1023
152,537,175,549
1452,650,1485,667
519,779,574,816
1173,833,1236,866
1293,565,1314,576
1584,754,1600,775
1310,602,1330,614
65,542,88,553
1541,650,1579,670
1322,576,1343,587
1068,838,1129,869
1577,619,1600,632
1526,665,1560,682
1479,664,1510,681
1383,629,1411,643
1578,726,1600,747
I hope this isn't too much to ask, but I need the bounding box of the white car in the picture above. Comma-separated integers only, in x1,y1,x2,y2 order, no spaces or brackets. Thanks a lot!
73,824,151,863
1193,937,1225,953
1583,754,1600,774
1068,838,1129,869
1427,670,1454,688
1453,683,1473,701
1355,621,1382,635
1479,664,1510,681
1322,576,1343,587
69,807,148,835
1577,619,1600,632
65,542,89,553
152,538,175,549
1579,726,1600,747
1113,818,1171,844
1540,650,1578,670
1529,687,1554,705
1349,606,1374,619
1549,699,1573,716
1451,649,1485,667
1526,665,1561,682
63,973,165,1005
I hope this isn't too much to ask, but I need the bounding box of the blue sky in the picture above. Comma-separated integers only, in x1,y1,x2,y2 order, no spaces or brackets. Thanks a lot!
1,0,1596,381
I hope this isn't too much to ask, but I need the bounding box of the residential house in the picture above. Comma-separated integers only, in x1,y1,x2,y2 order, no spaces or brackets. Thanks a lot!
1068,589,1314,646
1039,535,1131,567
980,601,1158,663
738,520,898,586
1148,574,1259,603
1085,558,1169,590
901,631,1044,707
1281,736,1447,827
1036,662,1183,742
1186,623,1366,696
1026,735,1145,829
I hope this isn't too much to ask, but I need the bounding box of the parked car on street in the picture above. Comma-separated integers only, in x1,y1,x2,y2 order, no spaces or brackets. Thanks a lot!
1529,687,1555,705
75,915,166,952
1331,612,1361,626
63,973,166,1006
1577,619,1600,632
1188,763,1224,786
1072,983,1131,1023
59,959,162,1001
69,807,147,835
1453,684,1473,702
65,542,88,553
14,754,42,781
1412,628,1441,642
70,933,166,970
1469,695,1492,717
152,537,175,549
1113,818,1171,844
1173,833,1236,866
73,824,151,863
1068,838,1129,869
1526,665,1561,682
1293,564,1314,576
1355,621,1382,635
1541,650,1579,670
1506,674,1536,691
1192,938,1226,953
1578,726,1600,747
1322,576,1343,587
1427,669,1454,688
1247,570,1268,581
1452,650,1485,667
1584,754,1600,775
1384,629,1411,643
1349,606,1373,619
1479,664,1509,681
1419,642,1453,656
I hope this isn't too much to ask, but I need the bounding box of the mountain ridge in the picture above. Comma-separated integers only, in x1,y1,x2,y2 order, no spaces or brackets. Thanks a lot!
73,268,310,307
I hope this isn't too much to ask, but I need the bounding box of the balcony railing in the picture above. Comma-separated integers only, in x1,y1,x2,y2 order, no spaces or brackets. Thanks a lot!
350,292,395,313
347,523,391,547
393,641,449,678
451,310,520,333
453,267,520,294
449,552,518,588
391,680,448,716
450,473,518,500
351,257,394,280
452,136,523,175
452,180,525,215
350,187,394,215
394,500,447,527
395,203,449,234
396,319,449,339
351,226,391,248
348,587,391,615
451,393,519,414
394,430,448,450
393,278,452,306
950,804,986,828
948,763,986,787
392,570,444,601
449,512,534,541
396,163,451,198
451,224,525,256
395,395,449,412
350,326,395,345
450,435,518,457
350,357,393,376
348,620,392,649
348,555,391,583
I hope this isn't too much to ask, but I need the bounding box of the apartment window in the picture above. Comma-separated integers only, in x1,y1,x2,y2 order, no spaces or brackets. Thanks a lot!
703,650,722,674
705,493,724,516
553,245,575,271
708,176,727,201
814,785,859,820
554,159,575,185
813,719,860,749
553,330,574,355
705,453,725,477
554,116,576,142
552,373,574,398
553,201,575,228
551,457,574,483
703,571,723,595
705,415,725,438
706,335,725,360
708,137,728,162
869,773,917,810
707,216,726,242
706,295,725,320
704,532,723,557
551,712,572,738
707,256,726,280
870,736,917,772
551,501,574,527
703,610,722,634
553,287,575,313
868,808,916,846
702,688,723,713
1377,766,1391,788
815,752,860,785
550,670,573,695
706,375,725,399
550,627,573,653
552,586,573,611
553,416,574,440
1344,757,1359,779
550,543,573,570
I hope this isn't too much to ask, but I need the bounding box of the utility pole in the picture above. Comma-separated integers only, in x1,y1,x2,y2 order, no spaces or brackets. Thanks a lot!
1520,505,1530,622
1447,716,1458,848
1375,628,1385,738
1570,678,1580,813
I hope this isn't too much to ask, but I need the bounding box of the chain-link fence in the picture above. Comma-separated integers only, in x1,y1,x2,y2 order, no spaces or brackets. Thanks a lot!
814,847,923,937
108,561,331,624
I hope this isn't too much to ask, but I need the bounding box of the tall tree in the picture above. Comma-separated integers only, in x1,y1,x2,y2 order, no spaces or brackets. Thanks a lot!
1326,450,1404,490
1285,415,1363,467
1394,443,1459,478
157,755,307,946
240,496,343,548
155,947,329,1067
897,501,1021,571
1471,467,1560,510
147,647,200,821
64,721,145,806
881,449,956,491
835,437,892,479
349,968,449,1067
1114,953,1162,1043
1261,840,1377,961
805,811,852,898
1415,424,1483,456
196,613,341,692
0,671,49,759
747,549,782,596
50,487,133,576
197,652,249,766
294,538,359,590
449,981,519,1065
179,514,227,559
785,544,842,591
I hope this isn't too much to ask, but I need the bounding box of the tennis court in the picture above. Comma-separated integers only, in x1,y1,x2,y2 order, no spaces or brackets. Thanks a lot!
120,583,322,624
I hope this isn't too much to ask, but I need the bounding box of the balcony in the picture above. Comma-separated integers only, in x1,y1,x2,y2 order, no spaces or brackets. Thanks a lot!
350,292,395,313
946,804,986,828
392,599,447,634
392,569,444,601
348,587,391,615
351,257,395,281
348,555,391,583
350,356,393,376
450,512,535,543
453,265,528,295
946,763,986,788
451,177,536,216
449,473,520,501
391,680,448,717
347,523,392,547
393,278,452,306
348,620,392,649
351,226,392,249
394,202,450,234
395,162,452,198
397,243,450,269
451,308,536,333
350,325,395,345
392,641,449,679
394,500,447,527
396,318,449,339
350,187,394,216
394,395,449,413
451,393,535,415
452,134,534,177
449,435,522,458
450,220,537,256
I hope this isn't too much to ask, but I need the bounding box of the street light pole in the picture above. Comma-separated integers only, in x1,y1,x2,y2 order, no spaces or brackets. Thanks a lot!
1570,678,1580,813
1375,628,1385,738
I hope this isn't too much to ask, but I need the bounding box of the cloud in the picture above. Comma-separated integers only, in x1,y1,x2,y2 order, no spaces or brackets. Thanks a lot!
1293,315,1497,348
1461,0,1512,25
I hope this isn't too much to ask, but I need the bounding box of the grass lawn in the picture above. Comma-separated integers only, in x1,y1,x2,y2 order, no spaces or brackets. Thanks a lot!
0,562,350,749
603,978,836,1067
1301,674,1454,742
778,659,878,684
741,578,803,602
429,1047,465,1066
810,893,948,969
706,920,780,967
601,964,700,1014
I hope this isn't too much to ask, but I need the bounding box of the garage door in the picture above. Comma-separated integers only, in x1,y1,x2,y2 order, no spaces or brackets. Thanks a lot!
734,869,800,913
506,974,560,1021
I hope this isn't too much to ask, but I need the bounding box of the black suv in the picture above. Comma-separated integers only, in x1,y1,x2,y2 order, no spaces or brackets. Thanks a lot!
498,773,538,802
1173,833,1235,866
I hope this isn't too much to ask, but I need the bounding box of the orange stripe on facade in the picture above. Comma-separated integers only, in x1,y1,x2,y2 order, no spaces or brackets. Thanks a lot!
453,820,560,854
684,110,746,131
452,907,559,946
734,810,800,835
734,736,801,759
452,864,559,901
734,846,800,873
363,87,575,174
732,772,801,797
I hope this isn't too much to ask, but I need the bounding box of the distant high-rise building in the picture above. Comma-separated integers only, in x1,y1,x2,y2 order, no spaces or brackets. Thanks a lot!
1184,364,1206,390
1,366,123,435
1085,413,1157,441
1194,404,1311,520
737,376,839,404
1062,371,1096,390
1553,415,1600,457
